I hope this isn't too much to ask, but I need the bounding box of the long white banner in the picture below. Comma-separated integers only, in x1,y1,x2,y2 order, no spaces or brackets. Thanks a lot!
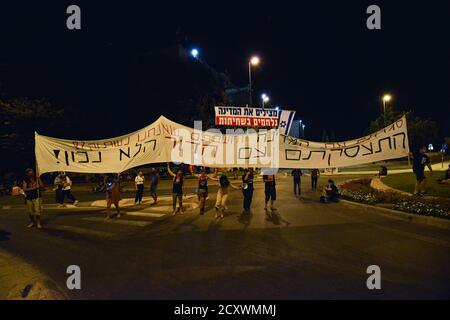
35,115,409,174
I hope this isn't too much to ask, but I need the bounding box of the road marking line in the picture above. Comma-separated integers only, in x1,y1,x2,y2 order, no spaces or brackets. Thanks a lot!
82,217,153,227
124,211,166,218
45,225,115,237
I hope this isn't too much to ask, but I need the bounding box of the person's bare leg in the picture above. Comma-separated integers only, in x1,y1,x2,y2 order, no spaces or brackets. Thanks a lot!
414,180,420,194
115,201,121,218
179,195,184,214
27,214,35,228
172,194,177,214
36,216,42,229
420,179,427,193
105,199,112,220
271,200,276,210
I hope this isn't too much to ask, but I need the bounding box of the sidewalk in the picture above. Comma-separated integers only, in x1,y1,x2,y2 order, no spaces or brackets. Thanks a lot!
0,248,67,300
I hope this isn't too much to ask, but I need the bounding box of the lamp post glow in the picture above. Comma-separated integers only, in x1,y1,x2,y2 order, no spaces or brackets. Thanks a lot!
261,93,269,108
382,94,392,126
248,56,260,107
190,48,199,58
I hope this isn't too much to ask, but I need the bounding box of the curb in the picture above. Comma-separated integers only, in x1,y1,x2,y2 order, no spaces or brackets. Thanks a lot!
340,199,450,230
0,249,68,300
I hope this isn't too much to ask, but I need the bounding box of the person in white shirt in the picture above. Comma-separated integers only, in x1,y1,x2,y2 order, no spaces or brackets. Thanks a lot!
134,171,145,204
61,174,78,206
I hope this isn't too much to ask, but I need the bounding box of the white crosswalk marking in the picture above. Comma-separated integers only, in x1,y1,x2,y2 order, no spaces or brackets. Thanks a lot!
124,211,166,218
82,217,153,227
46,225,115,237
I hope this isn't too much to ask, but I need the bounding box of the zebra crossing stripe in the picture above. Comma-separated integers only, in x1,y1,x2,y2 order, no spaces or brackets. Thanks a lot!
46,225,115,237
82,217,153,227
124,211,166,218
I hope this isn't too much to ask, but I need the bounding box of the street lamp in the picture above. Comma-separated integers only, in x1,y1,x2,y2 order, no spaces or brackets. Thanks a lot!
382,94,392,126
190,48,199,58
261,93,269,108
248,56,260,107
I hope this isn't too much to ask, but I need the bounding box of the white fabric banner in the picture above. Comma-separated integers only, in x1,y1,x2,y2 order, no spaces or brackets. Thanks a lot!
35,115,409,174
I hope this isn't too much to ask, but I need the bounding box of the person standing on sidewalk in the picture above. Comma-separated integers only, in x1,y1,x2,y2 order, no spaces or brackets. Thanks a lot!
134,171,145,205
150,168,160,204
61,174,78,206
167,164,184,214
291,169,302,197
242,168,254,213
22,168,43,229
311,168,320,191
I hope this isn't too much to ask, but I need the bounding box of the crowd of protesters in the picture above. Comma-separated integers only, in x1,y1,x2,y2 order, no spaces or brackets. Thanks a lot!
7,145,448,229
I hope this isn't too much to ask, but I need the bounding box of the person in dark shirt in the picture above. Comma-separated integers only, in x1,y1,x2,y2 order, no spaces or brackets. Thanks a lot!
378,166,388,177
412,146,433,196
263,174,277,211
310,169,320,191
322,179,339,202
291,169,302,196
150,168,160,204
242,168,254,213
168,164,184,214
22,168,44,229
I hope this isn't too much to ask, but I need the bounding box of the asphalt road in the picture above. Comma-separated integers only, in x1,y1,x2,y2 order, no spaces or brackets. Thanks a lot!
1,175,450,299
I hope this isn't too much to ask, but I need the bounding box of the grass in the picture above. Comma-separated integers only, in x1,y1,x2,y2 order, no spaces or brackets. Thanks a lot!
382,172,450,198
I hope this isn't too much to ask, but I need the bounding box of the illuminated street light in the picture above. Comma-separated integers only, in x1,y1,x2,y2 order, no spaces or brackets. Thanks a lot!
261,93,269,108
190,48,199,58
382,93,393,126
248,56,261,107
250,56,260,66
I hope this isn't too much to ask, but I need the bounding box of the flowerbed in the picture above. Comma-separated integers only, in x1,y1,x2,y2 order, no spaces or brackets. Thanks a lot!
340,179,450,219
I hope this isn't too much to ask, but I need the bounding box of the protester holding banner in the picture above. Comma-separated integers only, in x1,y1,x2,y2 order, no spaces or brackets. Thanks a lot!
167,164,184,214
263,174,277,211
210,173,241,219
242,168,254,213
22,168,43,229
149,168,160,204
105,175,121,220
134,171,145,205
412,146,433,196
291,169,302,197
196,169,209,215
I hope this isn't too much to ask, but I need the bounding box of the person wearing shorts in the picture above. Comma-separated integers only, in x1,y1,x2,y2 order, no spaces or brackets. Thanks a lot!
150,168,160,204
212,173,241,219
168,164,184,214
263,174,277,211
22,168,43,229
412,146,433,196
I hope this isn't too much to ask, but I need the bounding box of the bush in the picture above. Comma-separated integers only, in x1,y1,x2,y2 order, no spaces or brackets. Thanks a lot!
340,179,450,219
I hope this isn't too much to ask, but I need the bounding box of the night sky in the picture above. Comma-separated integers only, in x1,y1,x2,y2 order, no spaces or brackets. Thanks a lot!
0,0,449,140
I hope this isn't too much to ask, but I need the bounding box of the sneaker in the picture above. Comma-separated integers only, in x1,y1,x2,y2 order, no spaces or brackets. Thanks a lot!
73,200,79,205
27,223,35,228
37,224,43,229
